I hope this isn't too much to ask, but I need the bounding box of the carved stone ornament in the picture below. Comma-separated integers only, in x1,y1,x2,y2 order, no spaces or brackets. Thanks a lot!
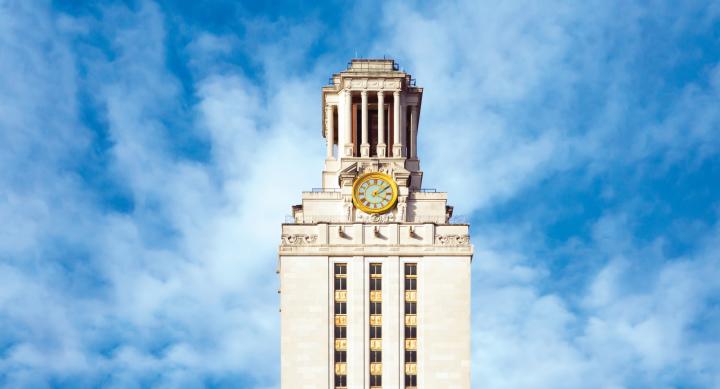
396,197,407,222
368,213,395,223
281,234,318,246
435,234,470,246
343,197,354,222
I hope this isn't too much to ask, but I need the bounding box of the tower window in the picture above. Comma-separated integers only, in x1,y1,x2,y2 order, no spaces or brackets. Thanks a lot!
404,302,417,315
335,374,347,387
405,263,416,276
335,326,347,338
335,302,347,315
335,350,347,363
404,325,417,339
405,350,417,362
404,277,416,290
335,277,347,290
335,263,347,275
404,374,417,387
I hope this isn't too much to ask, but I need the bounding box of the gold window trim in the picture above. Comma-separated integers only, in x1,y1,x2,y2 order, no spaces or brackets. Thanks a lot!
335,290,347,301
405,362,417,375
405,290,417,301
335,362,347,375
405,314,417,326
335,338,347,350
405,338,417,350
335,315,347,326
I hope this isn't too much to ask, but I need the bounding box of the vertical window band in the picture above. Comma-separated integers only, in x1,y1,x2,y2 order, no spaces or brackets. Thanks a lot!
404,263,417,389
334,263,347,388
369,263,382,388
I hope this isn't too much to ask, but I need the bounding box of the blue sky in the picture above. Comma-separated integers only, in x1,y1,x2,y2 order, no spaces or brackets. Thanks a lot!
1,0,719,387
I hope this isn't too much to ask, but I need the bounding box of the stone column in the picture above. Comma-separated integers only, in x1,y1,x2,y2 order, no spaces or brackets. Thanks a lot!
410,105,418,159
360,91,369,157
326,104,335,159
377,91,386,157
392,91,403,157
344,89,353,157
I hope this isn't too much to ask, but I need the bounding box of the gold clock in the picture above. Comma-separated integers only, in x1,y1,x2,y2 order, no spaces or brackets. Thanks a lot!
352,172,398,214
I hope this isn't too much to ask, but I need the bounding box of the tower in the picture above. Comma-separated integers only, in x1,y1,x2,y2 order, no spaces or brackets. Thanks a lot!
279,59,472,389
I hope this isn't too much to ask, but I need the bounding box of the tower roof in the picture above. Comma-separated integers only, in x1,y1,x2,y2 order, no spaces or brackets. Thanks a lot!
345,59,399,72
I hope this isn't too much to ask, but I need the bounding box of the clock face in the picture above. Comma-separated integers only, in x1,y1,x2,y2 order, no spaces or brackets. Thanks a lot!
352,172,398,214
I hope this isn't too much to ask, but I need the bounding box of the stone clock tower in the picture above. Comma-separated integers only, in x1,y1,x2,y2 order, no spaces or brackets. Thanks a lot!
279,59,472,389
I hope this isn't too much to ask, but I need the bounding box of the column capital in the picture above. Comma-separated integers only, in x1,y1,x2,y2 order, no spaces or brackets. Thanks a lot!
360,90,368,97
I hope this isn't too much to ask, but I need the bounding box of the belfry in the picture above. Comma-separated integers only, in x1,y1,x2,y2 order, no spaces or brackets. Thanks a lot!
279,59,472,388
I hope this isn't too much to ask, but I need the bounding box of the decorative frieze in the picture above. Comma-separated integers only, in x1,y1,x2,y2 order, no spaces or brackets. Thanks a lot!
281,234,318,246
435,234,470,246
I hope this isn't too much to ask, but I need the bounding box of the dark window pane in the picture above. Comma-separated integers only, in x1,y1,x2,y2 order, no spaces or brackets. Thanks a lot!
335,350,347,362
405,374,417,386
335,277,346,290
335,302,347,314
335,374,347,386
335,325,347,338
404,302,416,314
405,326,417,338
405,263,416,276
335,264,346,275
404,277,417,290
405,350,417,362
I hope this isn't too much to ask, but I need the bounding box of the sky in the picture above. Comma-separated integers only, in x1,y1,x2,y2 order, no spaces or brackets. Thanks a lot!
0,0,719,387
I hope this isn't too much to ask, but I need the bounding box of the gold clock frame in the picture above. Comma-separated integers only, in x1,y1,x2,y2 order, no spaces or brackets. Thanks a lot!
352,172,399,214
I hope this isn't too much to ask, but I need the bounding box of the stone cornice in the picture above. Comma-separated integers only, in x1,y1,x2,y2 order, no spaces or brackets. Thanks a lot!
278,244,473,257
